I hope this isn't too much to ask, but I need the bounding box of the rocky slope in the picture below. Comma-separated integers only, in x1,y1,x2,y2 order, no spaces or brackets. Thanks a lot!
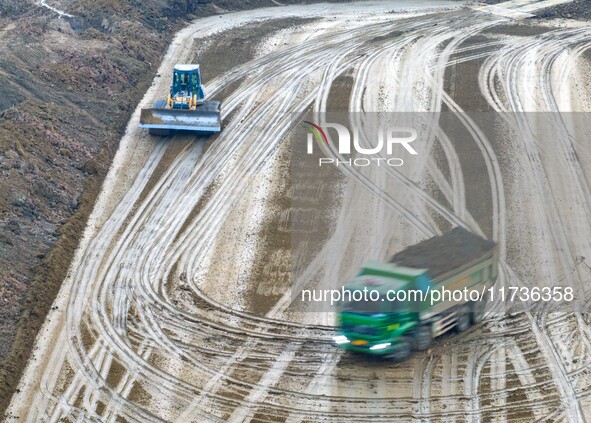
0,1,177,413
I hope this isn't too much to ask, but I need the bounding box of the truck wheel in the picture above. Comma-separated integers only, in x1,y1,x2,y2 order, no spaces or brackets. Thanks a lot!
414,325,432,351
387,338,412,362
471,296,488,325
455,305,471,332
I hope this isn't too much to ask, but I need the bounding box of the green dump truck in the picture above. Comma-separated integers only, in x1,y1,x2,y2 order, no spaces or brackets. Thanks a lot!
334,227,499,361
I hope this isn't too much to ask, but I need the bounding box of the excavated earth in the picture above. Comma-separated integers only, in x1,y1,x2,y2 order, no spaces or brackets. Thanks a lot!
3,0,591,421
0,0,338,415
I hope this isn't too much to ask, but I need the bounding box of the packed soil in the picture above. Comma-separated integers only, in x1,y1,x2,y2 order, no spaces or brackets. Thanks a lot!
3,0,591,421
0,0,343,415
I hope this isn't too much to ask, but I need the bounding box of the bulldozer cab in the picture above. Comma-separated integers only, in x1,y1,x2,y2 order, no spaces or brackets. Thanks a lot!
171,65,204,100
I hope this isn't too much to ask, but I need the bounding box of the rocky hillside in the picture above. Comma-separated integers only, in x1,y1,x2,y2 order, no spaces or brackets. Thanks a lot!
0,1,177,414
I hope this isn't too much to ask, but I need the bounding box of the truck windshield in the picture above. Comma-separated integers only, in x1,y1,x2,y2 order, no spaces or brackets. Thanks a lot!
340,291,404,316
342,298,385,316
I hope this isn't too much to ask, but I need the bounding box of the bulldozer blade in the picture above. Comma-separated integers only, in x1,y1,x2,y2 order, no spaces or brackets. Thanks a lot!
140,102,221,133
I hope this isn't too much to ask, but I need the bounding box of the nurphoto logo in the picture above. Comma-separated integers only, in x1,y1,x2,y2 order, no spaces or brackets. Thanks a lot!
303,120,418,167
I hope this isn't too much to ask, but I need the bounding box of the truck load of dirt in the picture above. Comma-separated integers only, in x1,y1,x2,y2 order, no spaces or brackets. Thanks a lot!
390,227,496,279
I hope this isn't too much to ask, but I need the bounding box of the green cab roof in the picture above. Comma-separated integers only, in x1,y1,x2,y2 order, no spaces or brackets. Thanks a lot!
344,274,409,293
343,261,427,293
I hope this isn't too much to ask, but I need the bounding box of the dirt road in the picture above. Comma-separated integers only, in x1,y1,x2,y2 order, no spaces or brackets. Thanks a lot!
6,0,591,421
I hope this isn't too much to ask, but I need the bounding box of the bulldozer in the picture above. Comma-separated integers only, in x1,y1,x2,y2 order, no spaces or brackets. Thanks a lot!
139,64,221,135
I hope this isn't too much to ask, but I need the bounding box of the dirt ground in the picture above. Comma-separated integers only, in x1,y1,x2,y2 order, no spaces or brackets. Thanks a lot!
0,0,341,416
5,0,591,421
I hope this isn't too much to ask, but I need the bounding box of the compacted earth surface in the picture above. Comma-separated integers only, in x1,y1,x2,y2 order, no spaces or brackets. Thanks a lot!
3,0,591,421
0,0,341,414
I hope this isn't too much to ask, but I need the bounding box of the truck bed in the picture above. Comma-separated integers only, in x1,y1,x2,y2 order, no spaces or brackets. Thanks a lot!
390,227,496,279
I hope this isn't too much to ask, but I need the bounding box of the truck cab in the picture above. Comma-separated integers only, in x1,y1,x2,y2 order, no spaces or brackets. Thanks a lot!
334,269,428,361
334,227,499,361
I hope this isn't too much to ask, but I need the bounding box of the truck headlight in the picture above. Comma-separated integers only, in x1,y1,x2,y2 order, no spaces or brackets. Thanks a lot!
370,343,391,350
333,335,350,345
